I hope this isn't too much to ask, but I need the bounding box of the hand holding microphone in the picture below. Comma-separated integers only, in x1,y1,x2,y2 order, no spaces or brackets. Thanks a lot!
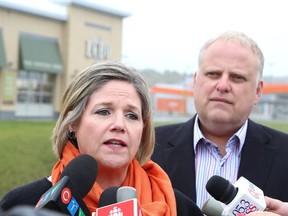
264,196,288,216
203,175,266,216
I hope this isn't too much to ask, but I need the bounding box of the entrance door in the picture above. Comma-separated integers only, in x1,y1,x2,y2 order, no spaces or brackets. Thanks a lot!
16,70,55,118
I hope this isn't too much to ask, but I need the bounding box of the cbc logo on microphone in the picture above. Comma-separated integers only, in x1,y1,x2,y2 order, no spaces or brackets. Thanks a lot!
109,206,123,216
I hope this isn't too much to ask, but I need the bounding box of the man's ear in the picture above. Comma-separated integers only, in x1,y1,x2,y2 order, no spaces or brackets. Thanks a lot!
254,80,263,105
193,71,198,86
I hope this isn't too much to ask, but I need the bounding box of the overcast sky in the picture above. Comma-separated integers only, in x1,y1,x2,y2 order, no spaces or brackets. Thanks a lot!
16,0,288,77
103,0,288,77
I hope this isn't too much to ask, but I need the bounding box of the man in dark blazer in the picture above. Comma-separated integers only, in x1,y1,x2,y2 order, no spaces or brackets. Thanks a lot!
151,31,288,215
152,115,288,202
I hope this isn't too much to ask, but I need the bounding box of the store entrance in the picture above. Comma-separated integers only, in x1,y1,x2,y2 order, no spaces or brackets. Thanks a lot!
15,70,55,118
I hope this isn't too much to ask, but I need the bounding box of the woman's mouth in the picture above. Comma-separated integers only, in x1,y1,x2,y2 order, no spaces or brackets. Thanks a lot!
104,139,127,147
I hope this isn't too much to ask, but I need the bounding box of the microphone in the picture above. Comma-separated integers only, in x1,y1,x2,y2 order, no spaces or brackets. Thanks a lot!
116,186,137,202
1,205,67,216
98,186,119,207
35,154,98,216
95,186,142,216
201,197,224,216
205,175,266,216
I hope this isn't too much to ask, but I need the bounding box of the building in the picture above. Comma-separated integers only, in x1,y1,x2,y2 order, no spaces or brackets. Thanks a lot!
0,0,129,119
151,82,288,121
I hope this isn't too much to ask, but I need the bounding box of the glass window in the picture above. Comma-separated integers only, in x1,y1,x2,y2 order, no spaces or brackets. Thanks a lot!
17,70,55,104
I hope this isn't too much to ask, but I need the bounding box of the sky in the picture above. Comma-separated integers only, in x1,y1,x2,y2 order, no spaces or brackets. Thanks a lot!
102,0,288,77
8,0,287,77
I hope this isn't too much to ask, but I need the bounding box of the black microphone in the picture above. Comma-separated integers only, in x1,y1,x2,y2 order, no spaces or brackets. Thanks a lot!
205,175,266,216
35,154,98,216
0,205,67,216
206,175,237,205
98,186,119,207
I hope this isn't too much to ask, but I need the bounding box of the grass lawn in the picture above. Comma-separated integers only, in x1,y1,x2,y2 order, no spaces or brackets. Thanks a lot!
0,121,57,197
0,119,287,197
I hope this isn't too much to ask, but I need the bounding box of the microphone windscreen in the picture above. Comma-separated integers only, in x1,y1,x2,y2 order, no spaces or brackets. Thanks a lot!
0,179,52,211
60,154,98,198
206,175,237,204
116,186,136,202
202,197,224,216
98,186,119,207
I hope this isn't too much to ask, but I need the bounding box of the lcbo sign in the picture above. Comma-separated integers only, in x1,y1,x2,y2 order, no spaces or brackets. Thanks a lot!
85,37,110,60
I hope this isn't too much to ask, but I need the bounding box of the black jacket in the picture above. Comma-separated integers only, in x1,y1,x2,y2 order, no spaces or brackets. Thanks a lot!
152,116,288,204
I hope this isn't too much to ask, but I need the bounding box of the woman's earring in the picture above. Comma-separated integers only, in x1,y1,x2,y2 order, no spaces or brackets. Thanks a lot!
68,131,78,149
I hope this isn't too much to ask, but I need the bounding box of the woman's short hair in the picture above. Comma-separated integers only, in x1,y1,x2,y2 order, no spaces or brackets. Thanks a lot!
51,61,154,166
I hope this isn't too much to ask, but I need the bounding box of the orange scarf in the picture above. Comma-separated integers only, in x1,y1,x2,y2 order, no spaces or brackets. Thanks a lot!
51,142,176,215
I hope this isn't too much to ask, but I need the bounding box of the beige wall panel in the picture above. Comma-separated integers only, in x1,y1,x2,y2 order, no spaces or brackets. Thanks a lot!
0,9,64,70
65,6,123,84
0,9,66,112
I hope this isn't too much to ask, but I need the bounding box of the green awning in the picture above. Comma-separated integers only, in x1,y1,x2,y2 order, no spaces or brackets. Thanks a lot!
0,29,7,67
19,34,63,74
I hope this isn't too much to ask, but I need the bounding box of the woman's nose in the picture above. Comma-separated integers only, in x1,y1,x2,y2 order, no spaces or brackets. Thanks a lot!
110,114,126,133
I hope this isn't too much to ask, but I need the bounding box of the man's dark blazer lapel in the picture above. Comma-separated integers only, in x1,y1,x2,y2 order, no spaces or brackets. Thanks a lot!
238,119,277,189
163,116,197,201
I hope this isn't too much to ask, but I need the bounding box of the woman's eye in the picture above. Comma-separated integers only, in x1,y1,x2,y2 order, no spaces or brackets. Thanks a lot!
126,112,138,120
96,109,110,116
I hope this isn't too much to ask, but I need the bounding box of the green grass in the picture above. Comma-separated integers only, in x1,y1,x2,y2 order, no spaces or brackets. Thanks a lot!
0,121,57,197
258,120,288,132
0,119,287,198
